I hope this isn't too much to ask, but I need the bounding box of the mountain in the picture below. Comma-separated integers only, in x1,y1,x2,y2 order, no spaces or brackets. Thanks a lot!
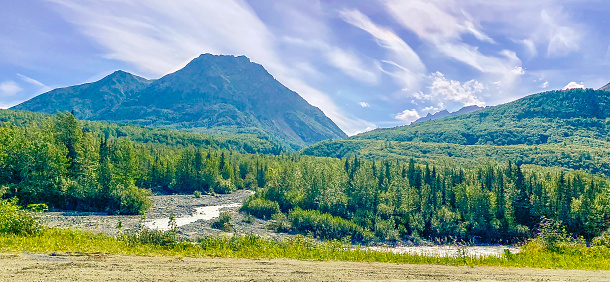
12,54,346,149
413,105,484,124
303,88,610,176
12,70,152,120
600,82,610,91
352,88,610,146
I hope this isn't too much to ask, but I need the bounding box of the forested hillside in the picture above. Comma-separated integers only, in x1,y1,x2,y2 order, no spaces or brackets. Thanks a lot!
355,89,610,146
0,110,283,155
304,89,610,177
2,110,610,243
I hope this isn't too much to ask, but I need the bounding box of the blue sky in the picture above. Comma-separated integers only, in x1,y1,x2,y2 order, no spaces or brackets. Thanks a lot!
1,0,609,135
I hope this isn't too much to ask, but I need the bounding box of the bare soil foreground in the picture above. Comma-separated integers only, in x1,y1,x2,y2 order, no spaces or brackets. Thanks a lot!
1,253,609,281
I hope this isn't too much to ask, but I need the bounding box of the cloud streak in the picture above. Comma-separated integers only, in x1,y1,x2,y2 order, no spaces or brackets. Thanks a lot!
340,9,426,90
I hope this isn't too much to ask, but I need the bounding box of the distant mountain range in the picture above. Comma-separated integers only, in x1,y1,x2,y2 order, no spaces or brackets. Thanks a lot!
412,105,485,124
12,54,346,149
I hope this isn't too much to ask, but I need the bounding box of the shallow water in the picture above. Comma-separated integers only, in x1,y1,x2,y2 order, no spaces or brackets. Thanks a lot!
144,203,242,231
366,245,520,258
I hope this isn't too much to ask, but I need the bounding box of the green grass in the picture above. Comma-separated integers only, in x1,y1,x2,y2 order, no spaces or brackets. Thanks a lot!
1,227,610,270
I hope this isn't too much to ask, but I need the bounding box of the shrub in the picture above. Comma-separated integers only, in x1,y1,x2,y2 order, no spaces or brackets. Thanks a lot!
267,212,291,232
592,228,610,247
289,208,367,242
240,197,280,219
120,227,178,246
211,212,234,232
193,191,202,198
0,198,43,236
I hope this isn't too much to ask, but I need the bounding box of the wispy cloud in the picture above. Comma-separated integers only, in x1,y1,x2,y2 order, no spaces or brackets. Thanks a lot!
359,102,370,108
384,0,523,87
48,0,373,135
0,81,22,96
17,74,52,93
339,9,426,90
282,37,380,84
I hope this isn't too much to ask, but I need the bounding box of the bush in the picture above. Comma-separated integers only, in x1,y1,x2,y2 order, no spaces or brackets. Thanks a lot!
240,197,280,219
592,228,610,247
267,212,291,232
289,208,367,242
120,227,178,246
193,191,202,198
0,198,43,236
211,212,234,232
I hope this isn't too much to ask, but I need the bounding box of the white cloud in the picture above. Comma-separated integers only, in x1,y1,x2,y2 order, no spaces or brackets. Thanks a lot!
48,0,373,136
422,106,440,113
413,72,485,108
541,81,549,88
395,109,420,123
384,0,492,42
359,102,370,108
383,0,523,88
540,9,580,57
325,47,379,84
17,74,52,93
0,81,22,96
281,37,379,84
562,81,585,90
339,9,425,90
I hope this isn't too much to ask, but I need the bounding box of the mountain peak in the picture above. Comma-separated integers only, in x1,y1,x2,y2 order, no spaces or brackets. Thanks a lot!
413,105,484,124
12,53,346,149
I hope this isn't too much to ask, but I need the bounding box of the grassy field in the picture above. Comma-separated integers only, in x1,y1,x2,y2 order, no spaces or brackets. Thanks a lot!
2,228,610,271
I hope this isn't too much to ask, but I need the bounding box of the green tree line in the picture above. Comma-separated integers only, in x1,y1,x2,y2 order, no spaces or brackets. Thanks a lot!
0,112,276,214
243,156,610,243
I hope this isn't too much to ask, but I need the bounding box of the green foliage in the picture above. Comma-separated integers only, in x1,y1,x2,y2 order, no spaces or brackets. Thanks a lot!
304,89,610,178
241,197,281,219
267,212,291,232
289,208,368,242
0,198,42,236
119,227,178,246
4,227,610,270
249,156,610,243
193,191,202,198
211,212,234,232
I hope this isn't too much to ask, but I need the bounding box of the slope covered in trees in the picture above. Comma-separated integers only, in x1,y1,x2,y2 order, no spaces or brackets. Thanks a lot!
12,54,346,150
0,110,283,155
304,89,610,177
355,89,610,146
2,110,610,244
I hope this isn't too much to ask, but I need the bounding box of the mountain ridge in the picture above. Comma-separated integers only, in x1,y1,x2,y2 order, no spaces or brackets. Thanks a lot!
12,54,346,149
413,105,485,124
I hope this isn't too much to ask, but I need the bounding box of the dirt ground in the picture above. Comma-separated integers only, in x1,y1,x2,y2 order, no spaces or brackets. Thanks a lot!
1,252,608,281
